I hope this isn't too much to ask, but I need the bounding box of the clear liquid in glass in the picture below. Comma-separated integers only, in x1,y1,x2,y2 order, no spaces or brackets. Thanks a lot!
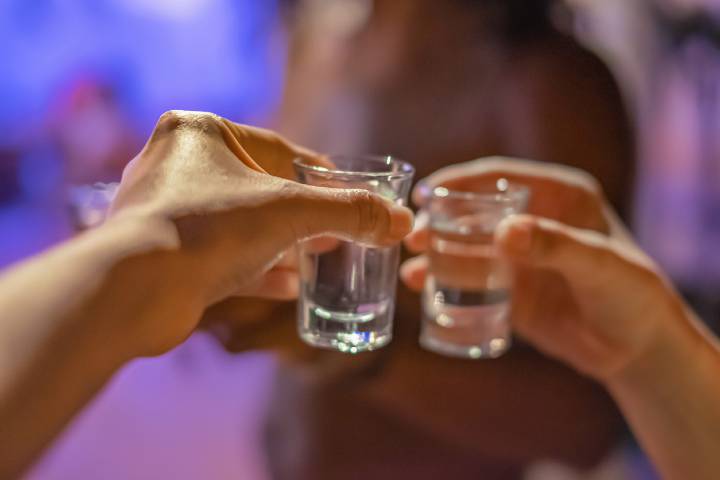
298,239,399,353
421,217,512,359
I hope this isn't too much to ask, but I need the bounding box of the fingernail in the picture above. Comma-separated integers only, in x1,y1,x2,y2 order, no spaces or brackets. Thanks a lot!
498,218,534,256
390,205,414,239
413,210,429,233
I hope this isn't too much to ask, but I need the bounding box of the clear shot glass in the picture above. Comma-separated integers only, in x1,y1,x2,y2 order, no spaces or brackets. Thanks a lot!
294,155,415,354
420,181,529,359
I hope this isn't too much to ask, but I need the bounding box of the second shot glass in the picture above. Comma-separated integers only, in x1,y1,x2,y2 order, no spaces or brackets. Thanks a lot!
420,181,529,359
294,155,415,354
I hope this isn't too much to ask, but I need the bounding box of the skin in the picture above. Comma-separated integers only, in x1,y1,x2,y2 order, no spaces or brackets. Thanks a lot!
0,111,413,479
225,2,634,475
401,158,720,480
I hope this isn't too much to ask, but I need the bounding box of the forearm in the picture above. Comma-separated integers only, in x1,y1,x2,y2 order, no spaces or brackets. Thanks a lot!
607,308,720,480
0,216,183,478
0,314,126,479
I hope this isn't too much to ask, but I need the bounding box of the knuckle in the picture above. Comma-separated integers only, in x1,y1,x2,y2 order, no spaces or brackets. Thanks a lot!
277,183,308,213
571,180,610,232
155,110,222,137
156,110,183,132
271,182,314,237
574,169,603,197
268,181,304,212
584,197,611,232
278,180,302,199
534,225,561,260
351,190,385,235
581,240,623,284
577,176,605,207
186,112,222,134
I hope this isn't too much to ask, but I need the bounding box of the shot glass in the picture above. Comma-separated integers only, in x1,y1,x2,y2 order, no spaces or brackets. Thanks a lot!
294,155,415,353
420,181,529,359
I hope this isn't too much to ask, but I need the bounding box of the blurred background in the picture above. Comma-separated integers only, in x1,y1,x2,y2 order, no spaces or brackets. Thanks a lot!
1,0,719,479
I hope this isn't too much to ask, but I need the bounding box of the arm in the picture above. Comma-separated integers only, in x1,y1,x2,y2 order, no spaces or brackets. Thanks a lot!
0,217,185,479
500,215,720,480
219,34,634,467
402,158,720,479
608,309,720,480
360,42,635,466
0,111,412,478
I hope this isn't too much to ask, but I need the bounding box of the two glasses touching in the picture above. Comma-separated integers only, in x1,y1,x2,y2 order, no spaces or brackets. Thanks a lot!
294,155,529,359
70,154,529,360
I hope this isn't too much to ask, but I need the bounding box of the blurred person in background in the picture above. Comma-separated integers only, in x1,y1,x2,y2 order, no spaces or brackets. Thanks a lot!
205,0,636,478
48,75,140,186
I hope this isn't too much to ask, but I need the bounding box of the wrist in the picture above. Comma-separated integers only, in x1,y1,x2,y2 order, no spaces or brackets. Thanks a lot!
73,215,200,359
602,297,720,480
102,209,181,252
605,296,710,396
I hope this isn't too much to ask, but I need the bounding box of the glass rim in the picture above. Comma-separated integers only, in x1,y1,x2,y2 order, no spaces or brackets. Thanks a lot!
293,154,415,180
425,180,530,204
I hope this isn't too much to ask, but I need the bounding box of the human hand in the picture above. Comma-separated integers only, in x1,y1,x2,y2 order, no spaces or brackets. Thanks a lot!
108,111,413,356
200,297,352,372
400,157,694,383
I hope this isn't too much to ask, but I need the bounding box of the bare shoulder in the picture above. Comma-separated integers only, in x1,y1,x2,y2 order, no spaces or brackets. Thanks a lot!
498,31,634,213
507,32,627,114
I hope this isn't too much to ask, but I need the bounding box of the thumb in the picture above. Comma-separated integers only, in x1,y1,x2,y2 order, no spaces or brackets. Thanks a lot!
276,185,414,247
495,214,632,291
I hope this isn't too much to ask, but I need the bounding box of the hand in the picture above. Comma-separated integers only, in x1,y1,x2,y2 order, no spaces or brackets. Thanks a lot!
108,110,413,356
401,157,694,383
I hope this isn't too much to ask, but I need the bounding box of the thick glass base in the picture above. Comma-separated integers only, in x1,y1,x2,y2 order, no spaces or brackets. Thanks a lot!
420,325,511,359
299,330,392,354
298,301,393,354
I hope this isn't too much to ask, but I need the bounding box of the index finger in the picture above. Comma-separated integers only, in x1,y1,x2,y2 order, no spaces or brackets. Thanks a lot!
219,119,332,180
